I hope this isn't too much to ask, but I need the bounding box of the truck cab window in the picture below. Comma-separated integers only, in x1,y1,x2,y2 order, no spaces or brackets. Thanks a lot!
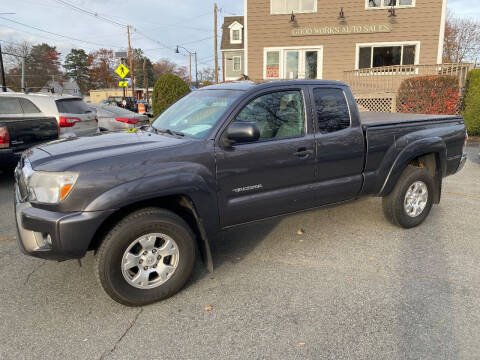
19,98,41,114
234,90,305,140
0,97,23,115
313,88,350,134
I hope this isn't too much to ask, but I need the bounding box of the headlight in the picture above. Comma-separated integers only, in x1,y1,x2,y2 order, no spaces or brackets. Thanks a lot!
26,171,79,203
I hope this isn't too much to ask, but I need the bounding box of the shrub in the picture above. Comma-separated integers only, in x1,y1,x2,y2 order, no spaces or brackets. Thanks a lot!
396,75,460,115
462,69,480,136
152,74,190,117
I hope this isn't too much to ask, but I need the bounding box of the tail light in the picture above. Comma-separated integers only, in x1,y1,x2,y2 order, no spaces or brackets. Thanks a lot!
59,116,81,128
0,126,9,149
116,117,139,125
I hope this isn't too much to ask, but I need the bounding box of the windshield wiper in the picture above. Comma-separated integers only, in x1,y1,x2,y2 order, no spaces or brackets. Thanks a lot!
151,127,185,137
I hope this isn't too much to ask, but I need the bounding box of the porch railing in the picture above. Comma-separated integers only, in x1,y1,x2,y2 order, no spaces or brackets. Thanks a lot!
344,63,473,95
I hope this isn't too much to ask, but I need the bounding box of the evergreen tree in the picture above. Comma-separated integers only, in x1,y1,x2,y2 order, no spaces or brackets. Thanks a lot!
64,49,90,95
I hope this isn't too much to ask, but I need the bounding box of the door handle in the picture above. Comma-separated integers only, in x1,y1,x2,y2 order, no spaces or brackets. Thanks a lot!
293,148,314,157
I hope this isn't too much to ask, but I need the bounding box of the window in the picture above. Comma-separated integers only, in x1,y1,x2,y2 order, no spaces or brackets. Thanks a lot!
229,21,243,44
19,98,41,114
264,47,323,80
233,91,305,141
233,56,241,72
357,43,419,69
232,30,240,41
0,97,23,115
313,88,350,134
366,0,414,9
266,51,280,79
56,99,92,114
152,90,243,139
271,0,316,14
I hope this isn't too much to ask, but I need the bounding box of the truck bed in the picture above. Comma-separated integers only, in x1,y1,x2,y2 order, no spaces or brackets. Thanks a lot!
360,112,461,127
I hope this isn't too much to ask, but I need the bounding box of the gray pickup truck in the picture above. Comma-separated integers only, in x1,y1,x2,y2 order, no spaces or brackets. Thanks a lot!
14,81,467,306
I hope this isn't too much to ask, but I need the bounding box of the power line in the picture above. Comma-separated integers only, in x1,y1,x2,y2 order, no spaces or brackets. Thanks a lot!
0,16,124,48
51,0,126,28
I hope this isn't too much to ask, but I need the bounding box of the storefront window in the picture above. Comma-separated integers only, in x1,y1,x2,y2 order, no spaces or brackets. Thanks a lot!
305,51,318,80
266,51,280,78
271,0,316,14
286,51,299,79
358,44,417,69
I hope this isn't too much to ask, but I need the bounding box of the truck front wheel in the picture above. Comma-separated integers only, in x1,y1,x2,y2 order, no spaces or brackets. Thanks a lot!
382,165,434,228
95,208,196,306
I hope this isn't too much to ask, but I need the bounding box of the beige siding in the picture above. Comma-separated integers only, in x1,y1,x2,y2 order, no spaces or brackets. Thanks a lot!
246,0,444,81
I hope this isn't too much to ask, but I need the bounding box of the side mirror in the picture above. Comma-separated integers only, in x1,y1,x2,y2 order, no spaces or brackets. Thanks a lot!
224,122,260,146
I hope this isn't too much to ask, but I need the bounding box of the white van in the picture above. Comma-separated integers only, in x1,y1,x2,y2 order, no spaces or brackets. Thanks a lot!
0,93,98,138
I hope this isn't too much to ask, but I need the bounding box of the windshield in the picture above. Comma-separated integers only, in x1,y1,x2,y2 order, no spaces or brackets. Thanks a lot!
151,89,243,139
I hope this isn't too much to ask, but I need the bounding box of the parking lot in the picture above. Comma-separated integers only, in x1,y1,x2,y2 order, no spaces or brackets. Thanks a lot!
0,142,479,360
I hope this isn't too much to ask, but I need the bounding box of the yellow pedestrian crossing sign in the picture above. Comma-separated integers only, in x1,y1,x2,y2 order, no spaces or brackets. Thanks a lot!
115,64,129,79
118,81,128,87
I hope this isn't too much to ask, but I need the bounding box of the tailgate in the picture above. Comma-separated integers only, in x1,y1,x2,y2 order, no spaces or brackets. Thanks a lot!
3,117,58,151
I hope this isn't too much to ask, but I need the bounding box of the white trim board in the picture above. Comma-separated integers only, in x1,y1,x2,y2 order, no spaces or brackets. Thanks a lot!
354,41,421,69
437,0,447,64
244,0,248,76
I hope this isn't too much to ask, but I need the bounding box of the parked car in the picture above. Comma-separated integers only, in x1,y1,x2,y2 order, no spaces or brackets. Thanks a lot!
89,104,149,131
0,94,58,169
14,81,467,306
0,93,97,138
106,96,137,112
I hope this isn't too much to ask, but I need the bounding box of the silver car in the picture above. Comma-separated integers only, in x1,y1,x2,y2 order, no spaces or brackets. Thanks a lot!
90,104,149,131
0,92,98,138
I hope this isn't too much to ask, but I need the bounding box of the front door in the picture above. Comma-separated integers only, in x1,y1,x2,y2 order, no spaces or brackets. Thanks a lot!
284,48,323,80
215,88,317,227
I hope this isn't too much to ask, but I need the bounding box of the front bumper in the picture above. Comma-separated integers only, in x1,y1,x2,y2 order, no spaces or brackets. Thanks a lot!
14,185,114,261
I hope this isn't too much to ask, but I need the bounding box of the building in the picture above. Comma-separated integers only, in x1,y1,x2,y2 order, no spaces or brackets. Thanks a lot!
220,16,245,81
242,0,447,82
226,0,475,112
41,79,80,96
89,88,153,104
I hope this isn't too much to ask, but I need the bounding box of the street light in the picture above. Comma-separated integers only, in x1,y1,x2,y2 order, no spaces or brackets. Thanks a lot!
176,45,198,88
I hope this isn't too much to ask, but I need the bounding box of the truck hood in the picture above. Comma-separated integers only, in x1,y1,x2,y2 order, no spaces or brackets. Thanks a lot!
26,130,190,171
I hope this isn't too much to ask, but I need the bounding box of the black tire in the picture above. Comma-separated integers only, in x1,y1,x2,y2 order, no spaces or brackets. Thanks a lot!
382,165,435,228
95,207,196,306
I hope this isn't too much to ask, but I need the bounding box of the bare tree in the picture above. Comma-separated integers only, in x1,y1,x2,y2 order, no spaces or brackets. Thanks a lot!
443,12,480,64
3,41,31,70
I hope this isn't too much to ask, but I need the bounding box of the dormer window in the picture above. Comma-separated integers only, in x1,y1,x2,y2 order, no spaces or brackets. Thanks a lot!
229,21,243,44
232,30,240,41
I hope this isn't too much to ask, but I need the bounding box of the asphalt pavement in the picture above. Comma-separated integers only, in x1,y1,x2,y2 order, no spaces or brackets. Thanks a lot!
0,144,479,360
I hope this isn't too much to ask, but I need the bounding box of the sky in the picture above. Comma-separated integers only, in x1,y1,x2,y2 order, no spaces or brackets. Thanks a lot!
0,0,478,71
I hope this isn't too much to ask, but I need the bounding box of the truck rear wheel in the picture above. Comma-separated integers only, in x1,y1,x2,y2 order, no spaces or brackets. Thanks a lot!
95,207,196,306
382,165,434,228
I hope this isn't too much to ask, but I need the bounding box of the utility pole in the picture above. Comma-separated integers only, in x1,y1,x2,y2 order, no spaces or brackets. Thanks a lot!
127,25,135,99
21,56,25,92
194,52,198,88
143,58,148,102
189,53,192,86
0,44,7,92
214,3,219,83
